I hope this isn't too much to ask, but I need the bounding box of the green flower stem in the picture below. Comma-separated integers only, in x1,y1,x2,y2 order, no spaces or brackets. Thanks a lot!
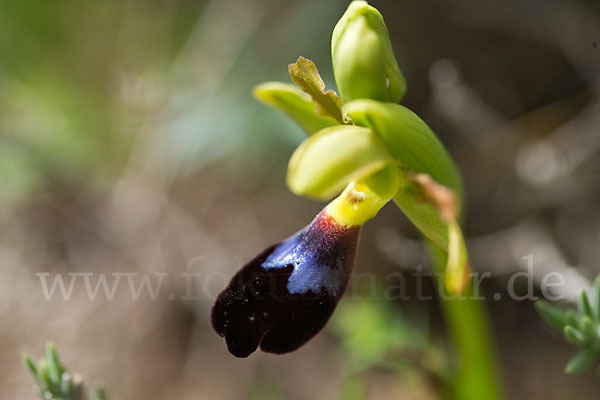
427,242,504,400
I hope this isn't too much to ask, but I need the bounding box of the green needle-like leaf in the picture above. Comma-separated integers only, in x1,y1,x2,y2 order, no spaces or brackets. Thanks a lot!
578,290,594,319
287,125,394,200
564,326,585,345
253,82,338,135
288,57,349,124
565,348,600,374
24,354,38,377
38,360,52,388
595,277,600,320
580,316,596,340
25,343,108,400
537,280,600,374
45,343,63,384
91,387,108,400
535,301,571,333
566,310,580,328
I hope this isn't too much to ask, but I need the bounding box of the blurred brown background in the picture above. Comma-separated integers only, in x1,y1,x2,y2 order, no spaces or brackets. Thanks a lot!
1,0,599,398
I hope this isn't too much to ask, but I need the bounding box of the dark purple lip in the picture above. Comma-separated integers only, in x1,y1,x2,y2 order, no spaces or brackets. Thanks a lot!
211,211,361,357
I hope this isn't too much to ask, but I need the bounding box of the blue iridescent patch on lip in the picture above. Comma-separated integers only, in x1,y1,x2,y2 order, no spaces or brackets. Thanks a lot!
211,210,361,357
262,213,351,296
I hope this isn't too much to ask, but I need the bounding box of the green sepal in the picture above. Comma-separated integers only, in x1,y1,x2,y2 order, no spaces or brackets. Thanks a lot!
345,99,463,198
393,173,449,250
332,1,405,102
253,82,338,135
287,125,394,200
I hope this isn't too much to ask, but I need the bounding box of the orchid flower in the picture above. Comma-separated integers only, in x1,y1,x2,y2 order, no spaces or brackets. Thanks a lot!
212,0,468,358
210,6,502,400
212,168,398,357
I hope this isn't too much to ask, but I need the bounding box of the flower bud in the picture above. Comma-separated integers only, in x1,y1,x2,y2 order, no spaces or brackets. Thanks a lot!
331,1,406,103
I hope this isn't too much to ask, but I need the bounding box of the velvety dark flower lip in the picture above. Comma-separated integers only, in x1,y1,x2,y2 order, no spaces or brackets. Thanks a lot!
211,210,361,358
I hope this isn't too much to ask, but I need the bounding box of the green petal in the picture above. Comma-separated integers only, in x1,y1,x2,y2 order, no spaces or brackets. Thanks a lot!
287,125,393,200
346,99,463,198
332,1,406,102
253,82,338,135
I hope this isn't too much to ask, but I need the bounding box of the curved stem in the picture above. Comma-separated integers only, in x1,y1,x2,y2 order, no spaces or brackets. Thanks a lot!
426,241,504,400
